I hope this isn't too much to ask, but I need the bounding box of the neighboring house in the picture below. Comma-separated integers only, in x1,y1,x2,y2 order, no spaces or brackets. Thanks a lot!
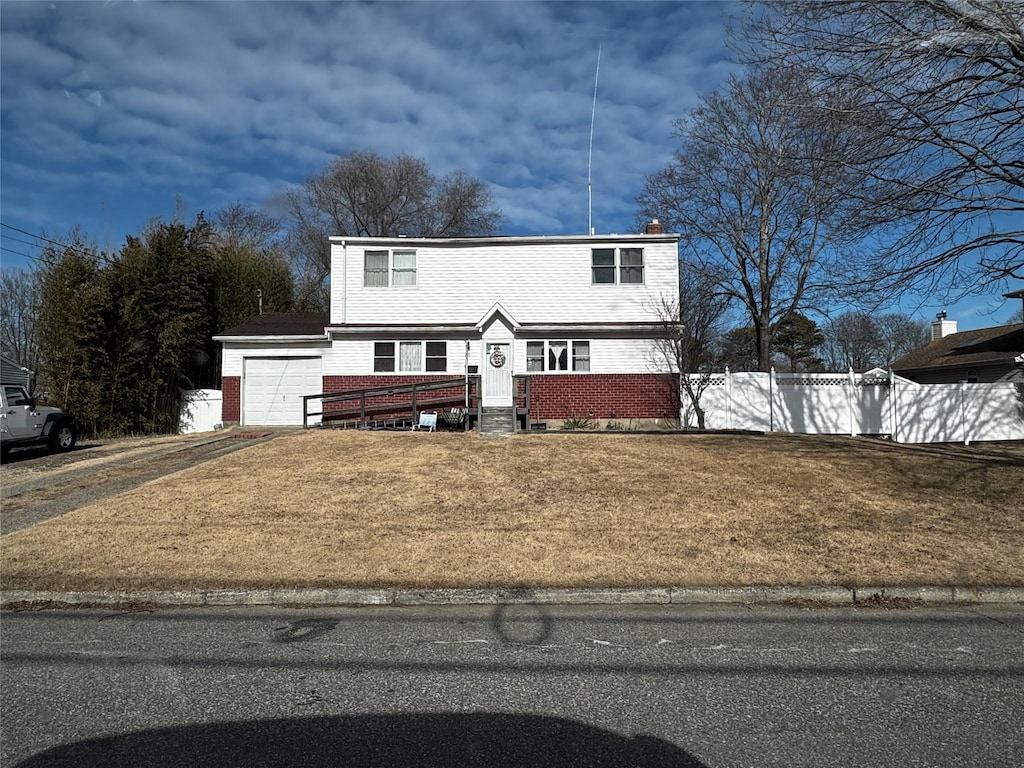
215,222,682,428
891,305,1024,384
1,355,33,390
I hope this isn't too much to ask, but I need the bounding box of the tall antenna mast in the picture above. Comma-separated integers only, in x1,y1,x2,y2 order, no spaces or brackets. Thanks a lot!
588,44,601,236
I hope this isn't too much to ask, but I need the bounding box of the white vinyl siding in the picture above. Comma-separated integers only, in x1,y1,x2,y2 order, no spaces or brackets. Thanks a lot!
332,238,677,327
221,342,331,377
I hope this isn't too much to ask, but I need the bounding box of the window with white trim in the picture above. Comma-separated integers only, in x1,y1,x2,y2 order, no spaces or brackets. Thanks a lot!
399,341,421,371
591,247,643,284
374,342,396,371
526,341,544,372
364,249,417,287
572,341,590,371
526,340,591,372
393,250,417,286
373,341,447,373
365,251,389,287
425,342,447,372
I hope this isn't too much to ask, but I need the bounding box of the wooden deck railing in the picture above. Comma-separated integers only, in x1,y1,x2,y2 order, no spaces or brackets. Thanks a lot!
303,376,481,429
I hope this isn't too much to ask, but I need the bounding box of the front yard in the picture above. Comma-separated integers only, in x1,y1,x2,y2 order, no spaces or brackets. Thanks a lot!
2,431,1022,590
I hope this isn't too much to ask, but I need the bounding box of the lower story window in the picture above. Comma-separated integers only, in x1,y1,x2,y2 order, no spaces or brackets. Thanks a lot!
374,341,447,373
528,340,591,372
374,342,396,372
426,342,447,372
527,341,544,372
572,341,590,372
399,342,422,372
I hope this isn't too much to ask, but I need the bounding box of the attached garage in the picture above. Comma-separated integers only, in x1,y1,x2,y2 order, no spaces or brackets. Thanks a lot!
243,357,322,426
214,313,331,427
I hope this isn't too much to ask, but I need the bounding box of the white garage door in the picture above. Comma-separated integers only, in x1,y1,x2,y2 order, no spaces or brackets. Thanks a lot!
243,357,322,426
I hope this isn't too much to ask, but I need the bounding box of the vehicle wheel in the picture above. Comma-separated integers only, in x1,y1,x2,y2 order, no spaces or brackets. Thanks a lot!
49,422,77,452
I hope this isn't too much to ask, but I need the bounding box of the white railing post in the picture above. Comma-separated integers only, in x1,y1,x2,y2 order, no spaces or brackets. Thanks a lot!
848,368,857,436
725,366,733,430
769,367,775,433
888,370,897,442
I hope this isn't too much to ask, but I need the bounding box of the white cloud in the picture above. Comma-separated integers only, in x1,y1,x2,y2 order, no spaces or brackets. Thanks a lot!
1,0,738,251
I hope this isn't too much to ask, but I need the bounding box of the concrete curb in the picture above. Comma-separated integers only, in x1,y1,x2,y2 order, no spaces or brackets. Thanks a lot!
2,585,1023,609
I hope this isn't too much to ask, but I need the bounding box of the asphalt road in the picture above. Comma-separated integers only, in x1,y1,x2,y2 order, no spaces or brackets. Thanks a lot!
2,603,1022,767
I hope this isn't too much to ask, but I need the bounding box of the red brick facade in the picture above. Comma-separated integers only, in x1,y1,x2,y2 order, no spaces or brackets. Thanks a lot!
221,376,240,423
526,373,676,420
222,372,677,425
322,375,467,420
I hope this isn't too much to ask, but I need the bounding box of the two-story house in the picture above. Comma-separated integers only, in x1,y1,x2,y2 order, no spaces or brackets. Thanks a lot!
215,222,682,430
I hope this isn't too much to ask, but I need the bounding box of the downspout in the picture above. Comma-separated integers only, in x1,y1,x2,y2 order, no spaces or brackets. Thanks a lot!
341,240,347,325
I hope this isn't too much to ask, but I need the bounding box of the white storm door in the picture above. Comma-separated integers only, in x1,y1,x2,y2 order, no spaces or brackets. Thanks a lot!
243,357,322,426
482,342,513,407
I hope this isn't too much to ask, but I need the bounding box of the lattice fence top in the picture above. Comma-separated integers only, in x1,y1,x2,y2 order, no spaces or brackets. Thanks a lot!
776,375,848,387
686,372,893,387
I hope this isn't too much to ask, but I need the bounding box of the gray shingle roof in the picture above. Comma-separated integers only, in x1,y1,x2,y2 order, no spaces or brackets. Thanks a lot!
216,313,329,338
891,324,1024,373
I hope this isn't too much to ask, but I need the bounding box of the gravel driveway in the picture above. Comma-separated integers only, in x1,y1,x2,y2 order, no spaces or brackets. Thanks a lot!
0,430,280,535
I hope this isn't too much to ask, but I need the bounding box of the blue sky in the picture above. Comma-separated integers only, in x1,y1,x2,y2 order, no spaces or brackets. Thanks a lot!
1,0,1020,330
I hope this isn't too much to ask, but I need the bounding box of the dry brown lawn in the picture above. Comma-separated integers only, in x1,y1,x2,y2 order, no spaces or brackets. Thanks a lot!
2,431,1022,591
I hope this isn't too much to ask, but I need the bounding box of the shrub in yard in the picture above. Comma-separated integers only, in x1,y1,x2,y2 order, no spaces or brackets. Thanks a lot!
561,415,597,430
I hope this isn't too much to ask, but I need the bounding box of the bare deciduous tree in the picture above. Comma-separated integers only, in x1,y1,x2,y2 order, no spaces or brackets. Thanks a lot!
650,267,731,429
821,311,930,370
638,66,883,371
748,0,1024,294
0,266,42,377
284,152,503,299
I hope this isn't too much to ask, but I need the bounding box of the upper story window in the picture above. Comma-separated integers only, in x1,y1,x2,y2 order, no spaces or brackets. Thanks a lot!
592,248,643,285
592,249,615,284
619,248,644,284
364,249,416,287
393,250,417,286
526,340,590,372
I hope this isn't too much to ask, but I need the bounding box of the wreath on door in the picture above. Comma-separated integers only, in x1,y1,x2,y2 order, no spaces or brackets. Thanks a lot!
489,346,506,368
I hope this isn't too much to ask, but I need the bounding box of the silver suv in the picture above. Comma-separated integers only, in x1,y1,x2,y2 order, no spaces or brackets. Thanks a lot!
0,384,77,458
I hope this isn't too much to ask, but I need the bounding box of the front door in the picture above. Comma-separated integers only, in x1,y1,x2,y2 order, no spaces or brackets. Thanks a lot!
482,342,513,407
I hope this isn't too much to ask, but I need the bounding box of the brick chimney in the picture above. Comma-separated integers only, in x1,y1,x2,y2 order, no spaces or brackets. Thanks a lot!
930,311,958,341
644,218,663,235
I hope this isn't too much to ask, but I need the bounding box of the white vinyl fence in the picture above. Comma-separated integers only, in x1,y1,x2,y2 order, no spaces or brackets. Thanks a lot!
179,389,223,434
684,371,1024,444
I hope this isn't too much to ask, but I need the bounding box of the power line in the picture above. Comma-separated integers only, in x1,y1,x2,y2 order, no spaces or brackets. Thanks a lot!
0,221,100,261
2,234,45,250
1,246,37,260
